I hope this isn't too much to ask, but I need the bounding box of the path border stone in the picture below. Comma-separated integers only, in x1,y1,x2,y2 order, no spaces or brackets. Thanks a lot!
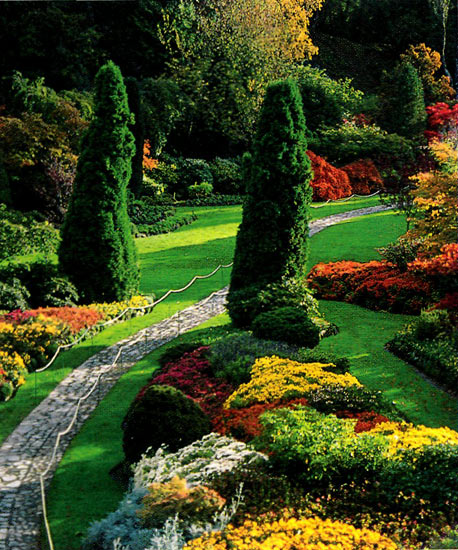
0,204,392,550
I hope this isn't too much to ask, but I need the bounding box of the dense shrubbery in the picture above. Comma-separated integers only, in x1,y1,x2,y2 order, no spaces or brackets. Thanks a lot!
0,204,60,261
122,384,212,464
387,310,458,393
341,158,383,194
251,307,320,347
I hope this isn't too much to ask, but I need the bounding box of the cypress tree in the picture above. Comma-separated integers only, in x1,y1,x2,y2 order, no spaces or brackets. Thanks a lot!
382,62,427,138
58,61,139,303
229,78,313,293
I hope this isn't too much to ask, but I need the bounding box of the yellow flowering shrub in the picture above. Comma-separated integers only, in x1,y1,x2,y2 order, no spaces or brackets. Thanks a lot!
184,515,398,549
224,356,361,408
87,295,152,321
365,421,458,457
0,314,70,371
0,350,27,401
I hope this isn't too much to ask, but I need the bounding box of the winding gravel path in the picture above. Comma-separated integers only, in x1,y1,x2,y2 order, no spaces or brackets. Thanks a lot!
0,204,391,550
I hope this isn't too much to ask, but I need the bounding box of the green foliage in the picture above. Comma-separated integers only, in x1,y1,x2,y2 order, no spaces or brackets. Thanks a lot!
227,278,320,329
388,310,458,392
187,182,213,198
122,384,212,465
0,162,12,206
171,158,214,199
380,61,427,138
209,158,243,195
251,306,321,348
296,66,363,133
228,79,313,326
0,258,78,309
58,61,139,303
255,407,389,484
125,77,145,197
377,238,422,271
310,121,415,165
0,278,30,311
0,204,60,261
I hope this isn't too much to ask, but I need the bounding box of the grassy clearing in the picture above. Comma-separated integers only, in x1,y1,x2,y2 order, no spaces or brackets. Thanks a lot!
307,210,406,270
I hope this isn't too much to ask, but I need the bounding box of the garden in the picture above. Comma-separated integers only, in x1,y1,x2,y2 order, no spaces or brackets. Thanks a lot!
0,1,457,549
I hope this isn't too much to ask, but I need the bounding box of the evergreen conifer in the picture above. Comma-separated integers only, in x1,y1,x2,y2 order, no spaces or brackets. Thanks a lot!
382,62,427,138
58,61,139,303
228,78,312,323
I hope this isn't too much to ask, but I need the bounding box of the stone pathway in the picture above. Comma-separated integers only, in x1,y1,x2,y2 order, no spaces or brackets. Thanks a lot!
0,204,391,550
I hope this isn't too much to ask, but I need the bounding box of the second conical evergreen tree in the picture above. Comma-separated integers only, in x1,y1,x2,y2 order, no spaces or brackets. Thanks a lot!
228,78,313,313
58,61,139,303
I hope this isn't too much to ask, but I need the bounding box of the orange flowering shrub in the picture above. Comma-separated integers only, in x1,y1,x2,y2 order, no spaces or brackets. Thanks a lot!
27,307,103,334
307,260,431,314
341,158,384,195
143,140,158,172
306,150,352,201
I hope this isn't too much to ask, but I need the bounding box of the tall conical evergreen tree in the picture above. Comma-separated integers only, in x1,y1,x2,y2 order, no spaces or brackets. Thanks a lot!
382,62,427,138
125,76,145,197
229,78,313,294
58,61,139,303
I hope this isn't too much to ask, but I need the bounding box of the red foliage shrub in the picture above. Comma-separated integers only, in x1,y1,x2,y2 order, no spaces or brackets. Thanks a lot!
341,159,383,195
307,150,352,201
335,410,390,433
425,102,458,142
307,260,431,314
27,307,103,334
143,347,234,419
213,398,309,442
409,244,458,278
0,310,36,324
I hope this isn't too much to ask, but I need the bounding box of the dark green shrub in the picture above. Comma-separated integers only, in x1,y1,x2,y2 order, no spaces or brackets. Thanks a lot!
380,61,426,139
228,79,313,324
209,157,243,195
172,158,213,199
251,306,320,348
377,238,422,271
158,341,205,369
134,213,197,237
305,384,400,418
59,60,139,303
187,181,213,198
310,122,415,166
226,279,320,329
296,66,363,133
122,384,212,464
0,258,78,308
0,161,12,206
184,194,243,206
127,198,175,225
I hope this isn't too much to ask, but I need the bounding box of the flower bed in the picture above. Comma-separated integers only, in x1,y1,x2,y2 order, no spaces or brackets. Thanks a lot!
0,295,153,401
83,331,458,550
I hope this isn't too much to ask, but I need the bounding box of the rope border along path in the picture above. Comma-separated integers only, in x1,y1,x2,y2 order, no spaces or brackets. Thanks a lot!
0,204,392,550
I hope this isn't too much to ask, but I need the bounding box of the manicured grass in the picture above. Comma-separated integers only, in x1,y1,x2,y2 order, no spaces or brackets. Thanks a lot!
43,314,230,550
317,301,458,430
307,210,407,270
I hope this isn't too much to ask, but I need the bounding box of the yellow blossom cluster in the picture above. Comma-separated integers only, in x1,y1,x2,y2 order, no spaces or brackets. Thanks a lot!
183,515,397,549
224,356,361,408
366,421,458,456
87,295,152,321
0,350,28,401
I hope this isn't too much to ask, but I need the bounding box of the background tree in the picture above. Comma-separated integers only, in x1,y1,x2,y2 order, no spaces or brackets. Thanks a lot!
125,77,145,197
428,0,452,78
229,78,312,294
59,61,139,303
380,62,427,139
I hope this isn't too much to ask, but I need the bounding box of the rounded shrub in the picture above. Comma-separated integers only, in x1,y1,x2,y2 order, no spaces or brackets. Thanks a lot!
251,306,320,347
122,384,212,464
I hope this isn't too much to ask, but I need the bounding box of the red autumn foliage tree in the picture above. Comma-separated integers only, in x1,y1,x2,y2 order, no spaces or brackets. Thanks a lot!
424,102,458,142
306,150,352,201
341,158,383,195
